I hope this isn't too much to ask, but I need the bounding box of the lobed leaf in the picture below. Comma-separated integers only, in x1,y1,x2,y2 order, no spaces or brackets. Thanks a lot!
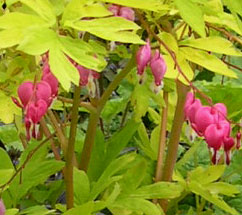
175,0,206,37
180,36,242,56
180,47,238,78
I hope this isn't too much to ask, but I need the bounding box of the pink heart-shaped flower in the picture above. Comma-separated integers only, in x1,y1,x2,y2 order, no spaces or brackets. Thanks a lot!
18,81,34,108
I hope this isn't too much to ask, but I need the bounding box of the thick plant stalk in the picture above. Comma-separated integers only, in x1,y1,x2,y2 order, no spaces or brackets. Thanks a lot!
79,111,99,172
161,81,190,210
65,86,81,209
155,91,169,183
79,55,136,172
162,81,189,181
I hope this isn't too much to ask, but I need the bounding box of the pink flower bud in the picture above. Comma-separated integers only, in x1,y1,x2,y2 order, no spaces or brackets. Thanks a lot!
108,4,120,16
236,131,241,149
223,137,235,165
42,62,51,76
204,124,225,150
42,73,58,98
26,100,48,124
91,71,100,80
213,103,227,121
77,65,100,97
11,96,23,108
186,98,202,124
150,50,167,87
184,92,195,117
25,118,31,141
77,65,91,86
119,7,135,21
136,41,151,81
18,82,34,108
0,199,5,215
36,81,52,105
42,52,49,63
204,124,224,164
193,106,216,136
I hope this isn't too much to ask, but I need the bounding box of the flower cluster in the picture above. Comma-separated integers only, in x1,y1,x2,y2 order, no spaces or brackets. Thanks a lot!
108,4,135,21
136,41,167,93
184,92,239,165
0,199,5,215
13,55,58,141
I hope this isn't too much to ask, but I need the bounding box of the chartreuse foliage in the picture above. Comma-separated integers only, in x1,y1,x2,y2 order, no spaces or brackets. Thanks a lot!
64,153,183,215
172,165,239,215
0,0,241,215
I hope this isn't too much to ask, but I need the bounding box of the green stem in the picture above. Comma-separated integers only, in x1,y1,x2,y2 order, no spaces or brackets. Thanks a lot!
98,55,136,111
79,111,99,172
160,81,190,211
48,110,67,156
40,118,61,161
79,55,136,172
196,194,200,214
155,91,169,183
162,81,190,181
65,86,81,210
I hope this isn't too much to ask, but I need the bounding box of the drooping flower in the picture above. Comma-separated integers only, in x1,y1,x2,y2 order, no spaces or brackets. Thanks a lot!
0,199,6,215
77,65,100,97
193,106,216,136
150,50,167,88
108,4,120,16
41,57,59,98
25,99,48,140
13,57,59,141
17,82,34,108
184,92,195,117
136,40,151,82
186,99,202,126
204,123,225,164
223,137,235,165
193,103,227,136
35,81,52,106
119,7,135,21
184,93,237,165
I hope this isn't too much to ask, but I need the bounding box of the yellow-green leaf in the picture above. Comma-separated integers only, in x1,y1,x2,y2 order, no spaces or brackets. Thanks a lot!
0,29,23,48
180,36,242,56
65,17,144,44
159,32,178,54
0,92,21,124
62,0,112,23
17,27,57,55
0,169,14,186
180,47,238,78
163,52,194,85
99,0,169,12
20,0,56,25
205,182,240,197
0,12,47,29
59,37,107,71
205,13,242,36
89,30,145,44
66,17,140,32
175,0,206,37
189,165,226,185
49,42,80,91
189,181,238,215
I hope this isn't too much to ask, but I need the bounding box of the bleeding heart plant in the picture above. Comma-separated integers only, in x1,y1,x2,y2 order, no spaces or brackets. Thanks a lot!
184,93,236,164
136,41,167,93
